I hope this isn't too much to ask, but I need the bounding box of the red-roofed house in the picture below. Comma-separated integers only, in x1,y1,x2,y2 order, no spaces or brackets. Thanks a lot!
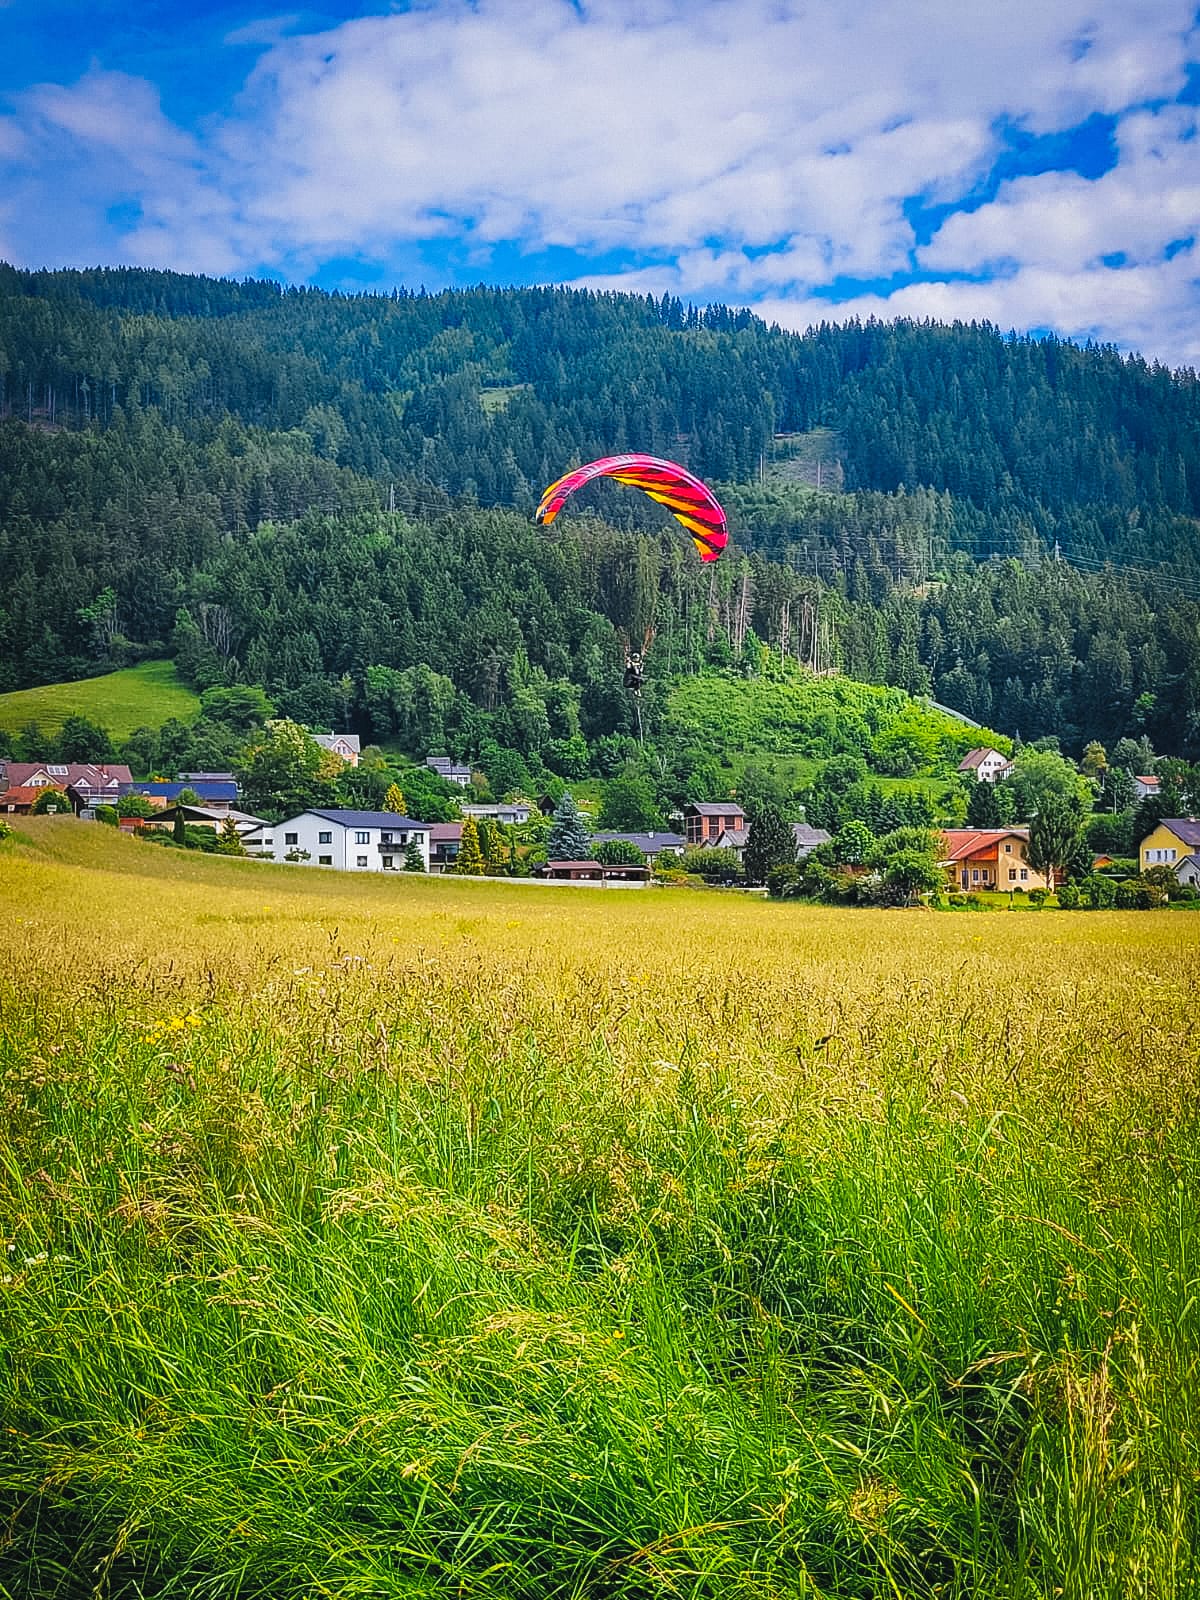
940,828,1054,892
0,786,50,814
0,762,132,809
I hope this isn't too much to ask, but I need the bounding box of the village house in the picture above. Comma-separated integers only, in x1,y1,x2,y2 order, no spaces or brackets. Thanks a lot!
425,755,472,787
0,786,45,814
956,748,1012,784
940,828,1054,892
1139,818,1200,872
240,809,429,871
683,802,746,846
133,779,239,812
792,823,832,858
0,762,131,810
153,804,269,836
590,830,685,861
1133,775,1160,801
428,821,463,872
714,825,750,859
461,801,531,826
1174,854,1200,889
312,733,361,767
541,860,651,886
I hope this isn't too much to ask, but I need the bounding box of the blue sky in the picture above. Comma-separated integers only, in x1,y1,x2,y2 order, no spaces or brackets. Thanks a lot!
2,1,1198,364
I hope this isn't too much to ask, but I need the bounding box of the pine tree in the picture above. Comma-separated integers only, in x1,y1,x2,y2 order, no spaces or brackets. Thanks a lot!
173,809,187,846
383,783,407,813
485,823,509,875
547,792,591,860
403,839,424,872
743,802,796,884
454,815,485,875
966,780,999,828
217,816,246,855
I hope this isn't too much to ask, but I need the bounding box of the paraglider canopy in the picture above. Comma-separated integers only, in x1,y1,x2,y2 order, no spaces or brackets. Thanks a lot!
535,454,728,563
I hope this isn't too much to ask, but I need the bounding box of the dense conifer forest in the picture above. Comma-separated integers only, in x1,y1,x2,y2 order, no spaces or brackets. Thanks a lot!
1,263,1198,757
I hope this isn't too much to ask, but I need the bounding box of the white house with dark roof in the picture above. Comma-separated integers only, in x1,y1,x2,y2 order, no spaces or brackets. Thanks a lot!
240,809,428,871
956,748,1012,784
425,755,472,787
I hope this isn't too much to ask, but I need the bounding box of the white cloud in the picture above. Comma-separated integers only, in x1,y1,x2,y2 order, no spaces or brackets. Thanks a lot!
2,0,1198,358
755,247,1200,369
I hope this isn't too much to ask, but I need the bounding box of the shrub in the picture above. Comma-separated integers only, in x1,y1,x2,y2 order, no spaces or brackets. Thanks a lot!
766,864,802,899
1056,882,1081,909
594,838,647,867
94,805,119,827
1115,878,1162,910
1029,888,1048,909
679,847,743,883
1083,873,1118,909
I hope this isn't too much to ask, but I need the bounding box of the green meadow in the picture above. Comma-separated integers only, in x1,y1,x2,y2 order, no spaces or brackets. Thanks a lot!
0,661,199,741
1,820,1197,1598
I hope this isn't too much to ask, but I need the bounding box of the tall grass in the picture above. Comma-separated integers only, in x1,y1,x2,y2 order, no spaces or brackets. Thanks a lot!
1,820,1198,1597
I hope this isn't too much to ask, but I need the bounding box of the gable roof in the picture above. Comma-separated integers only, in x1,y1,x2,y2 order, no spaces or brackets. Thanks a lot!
4,762,132,788
715,827,750,847
313,733,361,753
792,823,832,849
1158,819,1200,849
957,748,1008,771
429,822,463,842
941,828,1029,862
685,801,746,817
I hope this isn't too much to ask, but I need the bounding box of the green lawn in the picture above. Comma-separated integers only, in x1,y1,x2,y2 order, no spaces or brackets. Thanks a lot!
0,661,199,740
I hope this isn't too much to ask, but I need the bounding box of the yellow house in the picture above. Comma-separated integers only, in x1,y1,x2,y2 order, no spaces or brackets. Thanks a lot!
1139,818,1200,872
940,829,1055,892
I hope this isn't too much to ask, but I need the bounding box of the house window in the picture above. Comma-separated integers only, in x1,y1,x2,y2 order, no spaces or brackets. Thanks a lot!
1009,869,1017,881
413,833,424,845
318,855,332,865
1020,869,1028,880
972,869,980,881
355,831,369,844
263,838,273,847
285,832,298,845
1004,843,1012,853
381,855,394,869
356,855,368,867
381,832,393,844
318,831,333,844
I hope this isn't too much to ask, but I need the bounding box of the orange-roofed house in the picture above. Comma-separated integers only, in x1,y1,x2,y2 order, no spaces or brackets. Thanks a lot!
940,828,1055,893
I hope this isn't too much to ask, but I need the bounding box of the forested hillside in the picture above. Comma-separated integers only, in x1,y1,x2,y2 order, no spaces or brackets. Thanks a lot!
1,265,1198,757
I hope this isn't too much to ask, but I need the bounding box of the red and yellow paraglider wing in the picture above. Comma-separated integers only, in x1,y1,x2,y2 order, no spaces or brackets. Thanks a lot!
534,454,727,562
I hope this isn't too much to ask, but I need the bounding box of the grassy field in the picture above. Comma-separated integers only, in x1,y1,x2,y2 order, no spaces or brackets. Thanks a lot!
0,661,199,740
1,820,1198,1599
